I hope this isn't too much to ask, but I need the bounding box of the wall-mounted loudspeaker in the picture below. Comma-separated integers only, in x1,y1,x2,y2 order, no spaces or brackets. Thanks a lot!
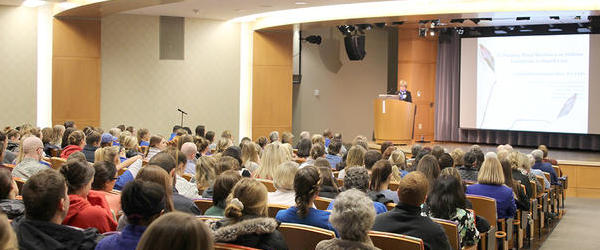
344,35,366,60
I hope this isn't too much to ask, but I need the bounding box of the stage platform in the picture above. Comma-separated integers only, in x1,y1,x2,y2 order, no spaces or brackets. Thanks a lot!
367,141,600,198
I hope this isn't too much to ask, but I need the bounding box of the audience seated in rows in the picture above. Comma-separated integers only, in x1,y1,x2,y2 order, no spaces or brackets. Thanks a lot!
300,143,326,168
146,153,201,215
368,160,399,204
500,157,530,211
207,178,288,249
60,159,117,233
268,161,299,206
96,146,143,190
0,168,24,219
457,151,479,182
532,149,560,185
276,165,336,232
422,174,479,247
325,140,343,169
14,169,99,250
316,189,381,250
12,136,46,180
373,171,451,250
328,167,387,214
466,155,516,219
95,180,166,250
337,145,366,179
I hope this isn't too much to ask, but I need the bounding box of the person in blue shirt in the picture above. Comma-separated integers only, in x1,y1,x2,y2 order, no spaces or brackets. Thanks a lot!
95,180,166,250
168,125,182,141
466,156,516,219
531,149,560,186
276,166,336,232
327,167,387,214
137,128,150,147
325,140,342,170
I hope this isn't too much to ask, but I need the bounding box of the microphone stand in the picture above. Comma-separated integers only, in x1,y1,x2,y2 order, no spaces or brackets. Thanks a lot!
177,108,188,127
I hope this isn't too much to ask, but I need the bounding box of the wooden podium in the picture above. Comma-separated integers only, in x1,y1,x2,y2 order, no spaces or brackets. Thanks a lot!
374,97,416,144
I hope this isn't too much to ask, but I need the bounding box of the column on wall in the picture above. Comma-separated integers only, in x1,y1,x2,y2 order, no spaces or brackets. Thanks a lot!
52,18,101,127
397,29,438,141
251,30,293,139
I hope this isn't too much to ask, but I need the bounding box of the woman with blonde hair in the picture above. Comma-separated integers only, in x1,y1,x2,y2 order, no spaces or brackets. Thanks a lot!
268,161,299,206
215,137,233,154
121,136,141,158
254,143,291,180
389,149,408,181
337,145,366,179
466,157,516,219
208,178,288,249
241,141,260,173
52,125,65,147
137,212,213,250
136,128,150,147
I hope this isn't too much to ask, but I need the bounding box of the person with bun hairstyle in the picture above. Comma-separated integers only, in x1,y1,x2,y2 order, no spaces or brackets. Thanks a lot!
137,212,213,250
276,166,335,232
60,159,117,233
60,130,86,159
207,178,288,249
95,180,166,250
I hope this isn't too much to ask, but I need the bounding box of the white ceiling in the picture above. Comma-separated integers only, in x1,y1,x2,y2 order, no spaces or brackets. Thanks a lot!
125,0,386,21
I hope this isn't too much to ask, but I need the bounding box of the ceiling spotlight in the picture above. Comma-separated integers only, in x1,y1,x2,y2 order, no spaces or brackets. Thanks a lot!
494,29,508,34
456,28,464,35
574,16,581,20
302,35,322,45
429,30,435,36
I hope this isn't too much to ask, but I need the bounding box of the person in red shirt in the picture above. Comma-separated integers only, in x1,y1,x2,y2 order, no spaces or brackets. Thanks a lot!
60,130,86,159
60,159,117,233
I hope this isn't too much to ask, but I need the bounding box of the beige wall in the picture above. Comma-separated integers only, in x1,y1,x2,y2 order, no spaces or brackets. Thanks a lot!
292,27,387,140
0,6,37,126
101,14,241,138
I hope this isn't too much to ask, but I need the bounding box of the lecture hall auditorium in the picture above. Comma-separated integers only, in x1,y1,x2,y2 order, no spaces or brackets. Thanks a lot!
1,0,599,249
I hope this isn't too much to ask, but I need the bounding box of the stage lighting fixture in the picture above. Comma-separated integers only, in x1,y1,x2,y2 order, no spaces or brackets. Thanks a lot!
374,22,386,28
337,25,355,36
469,18,480,24
550,16,560,20
429,29,435,36
516,17,530,21
450,19,465,23
418,20,429,25
456,28,464,35
391,21,404,25
303,35,322,45
418,28,427,37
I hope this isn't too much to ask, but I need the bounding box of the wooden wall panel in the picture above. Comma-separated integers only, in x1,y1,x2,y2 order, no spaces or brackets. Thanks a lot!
558,162,600,198
252,31,293,139
397,29,437,141
52,18,101,127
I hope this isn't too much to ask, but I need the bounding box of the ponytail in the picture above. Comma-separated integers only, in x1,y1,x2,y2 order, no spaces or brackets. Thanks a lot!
294,166,321,218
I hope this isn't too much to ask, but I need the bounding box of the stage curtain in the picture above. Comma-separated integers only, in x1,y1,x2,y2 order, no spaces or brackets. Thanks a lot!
434,31,600,151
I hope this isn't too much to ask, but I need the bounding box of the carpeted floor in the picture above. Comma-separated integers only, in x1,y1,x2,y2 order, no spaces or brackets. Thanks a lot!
540,197,600,250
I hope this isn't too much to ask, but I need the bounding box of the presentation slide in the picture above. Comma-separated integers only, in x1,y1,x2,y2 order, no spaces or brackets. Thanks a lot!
460,34,600,134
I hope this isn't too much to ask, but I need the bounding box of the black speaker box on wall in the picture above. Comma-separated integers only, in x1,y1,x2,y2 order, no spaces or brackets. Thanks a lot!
344,35,366,60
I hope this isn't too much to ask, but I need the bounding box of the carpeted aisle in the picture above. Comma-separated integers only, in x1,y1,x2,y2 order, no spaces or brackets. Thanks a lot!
540,197,600,250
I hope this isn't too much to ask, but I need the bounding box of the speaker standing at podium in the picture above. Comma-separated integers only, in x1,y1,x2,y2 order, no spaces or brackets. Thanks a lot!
395,80,412,103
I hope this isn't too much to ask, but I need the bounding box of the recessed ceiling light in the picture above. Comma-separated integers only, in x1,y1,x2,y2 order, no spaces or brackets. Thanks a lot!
295,2,308,5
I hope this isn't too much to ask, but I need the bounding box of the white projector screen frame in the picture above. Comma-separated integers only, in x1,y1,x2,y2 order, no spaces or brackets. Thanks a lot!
460,34,600,134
